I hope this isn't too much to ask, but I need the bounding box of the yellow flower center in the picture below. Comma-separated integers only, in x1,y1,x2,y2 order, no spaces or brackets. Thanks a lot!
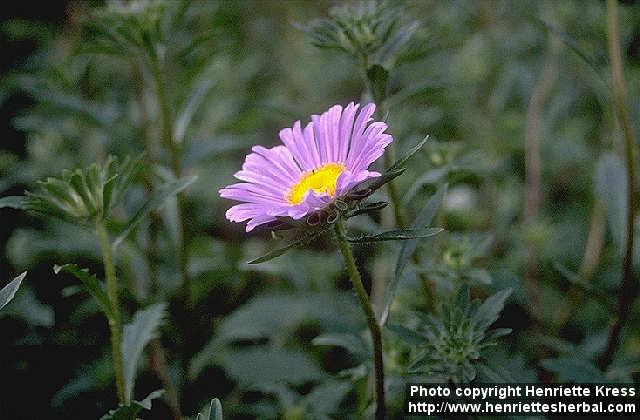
286,163,344,205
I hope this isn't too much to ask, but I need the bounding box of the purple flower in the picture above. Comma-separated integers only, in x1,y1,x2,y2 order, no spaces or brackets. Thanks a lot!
219,102,392,231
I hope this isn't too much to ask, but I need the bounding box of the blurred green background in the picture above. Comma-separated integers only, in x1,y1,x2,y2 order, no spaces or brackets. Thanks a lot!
1,0,639,418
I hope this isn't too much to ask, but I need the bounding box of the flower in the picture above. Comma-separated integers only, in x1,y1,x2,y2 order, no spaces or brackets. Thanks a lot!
219,102,392,231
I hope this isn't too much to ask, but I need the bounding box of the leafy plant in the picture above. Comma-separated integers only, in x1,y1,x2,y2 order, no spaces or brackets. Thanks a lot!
390,288,512,383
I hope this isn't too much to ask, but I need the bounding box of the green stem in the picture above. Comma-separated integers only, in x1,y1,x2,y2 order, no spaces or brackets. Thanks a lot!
334,219,385,420
150,57,190,306
97,221,126,405
598,0,638,371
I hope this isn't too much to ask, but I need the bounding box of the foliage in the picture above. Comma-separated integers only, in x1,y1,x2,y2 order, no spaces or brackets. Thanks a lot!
391,288,512,383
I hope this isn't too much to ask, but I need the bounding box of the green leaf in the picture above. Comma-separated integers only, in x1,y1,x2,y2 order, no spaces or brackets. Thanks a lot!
100,389,164,420
366,64,389,104
395,184,447,278
112,176,197,248
54,264,114,319
348,167,405,197
347,227,442,243
386,323,427,346
247,228,328,264
553,262,615,311
381,184,447,325
540,357,607,382
0,195,29,210
219,346,325,387
473,288,512,331
121,303,166,402
196,398,223,420
594,153,627,253
312,332,367,359
174,76,217,144
303,380,351,416
346,201,388,218
0,271,27,311
388,134,430,172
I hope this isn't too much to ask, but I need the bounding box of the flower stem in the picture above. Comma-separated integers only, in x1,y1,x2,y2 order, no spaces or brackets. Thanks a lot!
333,218,385,420
97,220,126,405
598,0,638,371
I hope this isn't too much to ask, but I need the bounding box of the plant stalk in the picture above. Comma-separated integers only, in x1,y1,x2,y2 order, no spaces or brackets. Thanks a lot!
131,61,182,419
150,56,190,307
97,220,126,405
334,218,385,420
598,0,638,371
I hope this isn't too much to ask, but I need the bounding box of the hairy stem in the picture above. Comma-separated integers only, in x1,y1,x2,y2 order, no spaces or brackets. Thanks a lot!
334,219,385,420
97,221,125,405
598,0,638,371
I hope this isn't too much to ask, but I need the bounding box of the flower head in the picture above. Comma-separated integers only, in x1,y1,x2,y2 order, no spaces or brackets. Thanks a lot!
219,102,392,231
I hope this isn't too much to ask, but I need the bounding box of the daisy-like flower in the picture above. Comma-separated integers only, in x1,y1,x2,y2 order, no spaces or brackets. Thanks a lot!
219,102,392,231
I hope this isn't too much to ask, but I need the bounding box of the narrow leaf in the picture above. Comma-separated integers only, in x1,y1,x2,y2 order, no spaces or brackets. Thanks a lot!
349,167,405,197
366,64,389,105
99,389,164,420
197,398,223,420
248,228,327,264
112,176,197,248
346,201,388,218
0,195,29,210
347,227,442,243
381,184,447,325
594,153,627,253
386,323,427,346
388,134,430,172
312,333,367,358
53,264,114,319
121,303,166,402
0,272,27,311
473,288,512,331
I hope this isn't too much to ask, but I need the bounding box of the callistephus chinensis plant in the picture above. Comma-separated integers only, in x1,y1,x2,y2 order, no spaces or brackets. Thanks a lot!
219,102,392,231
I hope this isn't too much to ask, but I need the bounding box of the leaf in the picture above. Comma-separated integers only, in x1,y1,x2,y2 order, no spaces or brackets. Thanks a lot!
388,134,430,172
247,228,328,264
594,154,627,253
54,264,114,319
386,323,427,346
348,167,405,197
174,77,217,144
381,184,447,325
473,288,512,331
196,398,223,420
121,303,166,402
304,380,351,416
99,389,164,420
366,64,389,104
112,176,197,248
347,227,442,243
0,272,27,311
395,184,447,278
553,262,616,311
378,20,419,65
531,17,605,83
0,195,29,210
346,201,388,218
219,346,325,387
540,357,607,382
484,328,513,341
312,332,367,358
